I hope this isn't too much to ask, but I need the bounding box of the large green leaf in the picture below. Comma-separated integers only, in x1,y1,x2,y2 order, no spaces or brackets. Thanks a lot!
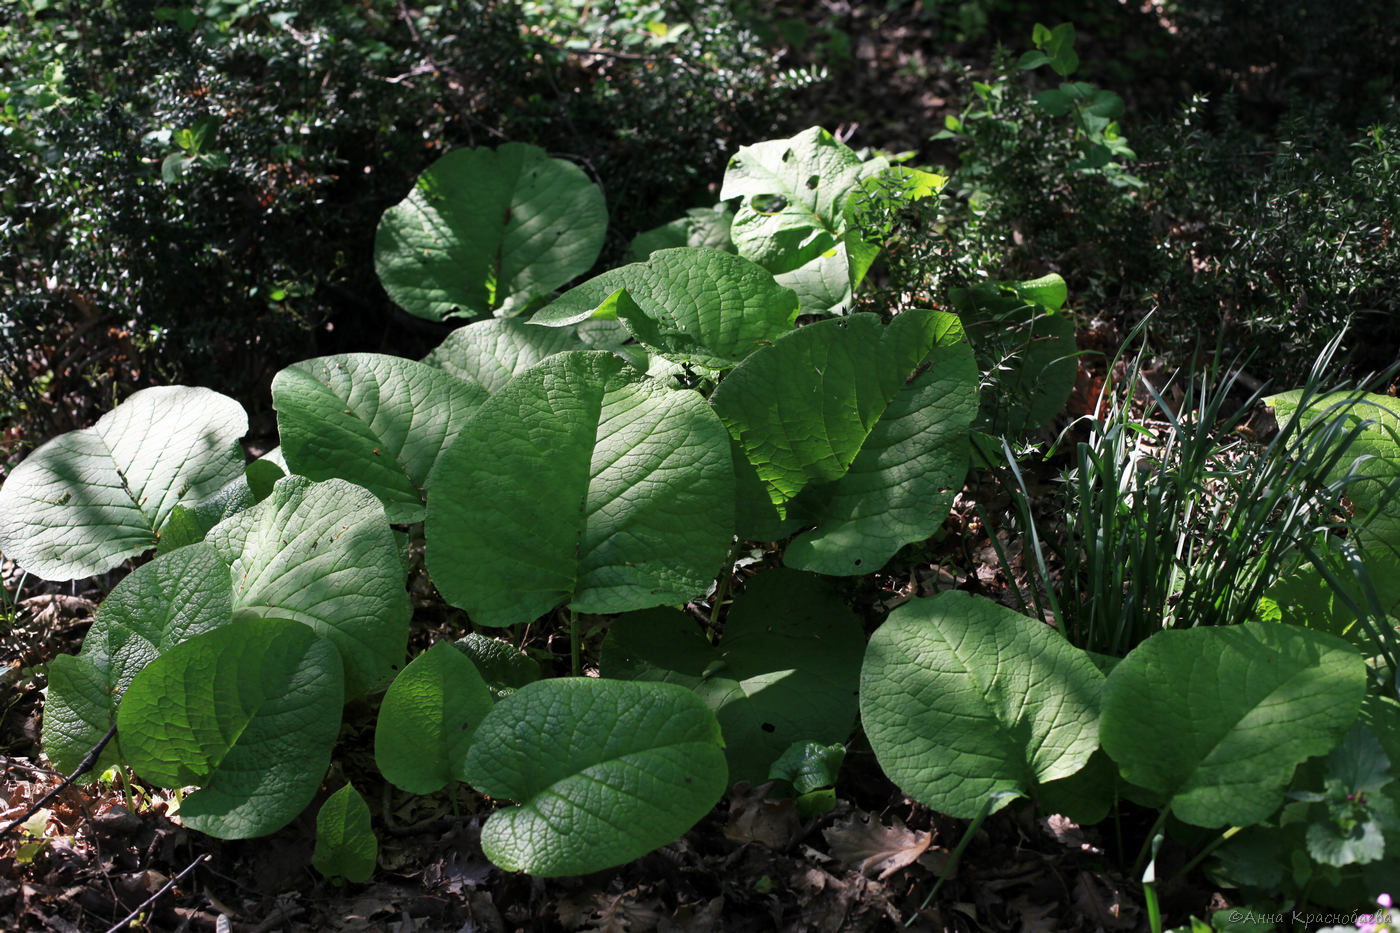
720,126,886,275
601,568,864,784
860,590,1104,819
374,143,606,321
426,351,734,626
42,543,233,774
422,318,590,395
205,475,411,698
156,460,282,556
531,248,799,369
374,642,494,794
784,311,978,575
462,678,727,876
709,312,939,514
454,633,541,699
0,386,247,580
313,783,378,883
1100,622,1365,828
273,354,485,523
118,617,344,839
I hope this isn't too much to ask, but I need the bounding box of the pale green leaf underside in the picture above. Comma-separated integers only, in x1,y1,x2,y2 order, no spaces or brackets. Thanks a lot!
710,312,937,514
0,386,247,581
313,783,378,883
785,311,979,575
374,143,606,321
42,543,233,774
601,568,864,785
1100,622,1365,828
206,475,411,698
375,642,494,794
274,353,486,523
462,678,727,876
860,590,1104,819
531,247,799,369
118,618,344,839
426,351,734,626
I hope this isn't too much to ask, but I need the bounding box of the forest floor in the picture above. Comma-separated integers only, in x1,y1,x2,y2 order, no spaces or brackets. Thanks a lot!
1,5,1243,931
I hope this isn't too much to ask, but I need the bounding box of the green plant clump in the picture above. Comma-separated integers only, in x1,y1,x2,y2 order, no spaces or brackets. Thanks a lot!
2,121,1399,919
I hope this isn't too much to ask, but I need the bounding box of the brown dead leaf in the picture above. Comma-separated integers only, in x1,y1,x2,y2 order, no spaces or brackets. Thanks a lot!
19,594,97,627
723,782,802,850
1010,894,1059,933
823,812,932,880
1073,870,1137,930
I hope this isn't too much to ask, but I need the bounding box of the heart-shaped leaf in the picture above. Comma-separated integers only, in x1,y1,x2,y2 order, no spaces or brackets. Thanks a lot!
426,351,734,625
601,568,864,784
118,617,344,839
375,642,494,794
860,590,1104,818
206,476,411,698
0,386,247,580
374,143,606,321
784,311,978,574
42,542,233,774
313,784,378,883
454,633,541,699
710,312,939,514
532,248,799,369
273,354,486,523
462,677,727,876
1101,622,1365,827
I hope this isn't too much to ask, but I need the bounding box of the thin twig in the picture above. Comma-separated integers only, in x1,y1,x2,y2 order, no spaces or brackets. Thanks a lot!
0,723,117,840
101,853,208,933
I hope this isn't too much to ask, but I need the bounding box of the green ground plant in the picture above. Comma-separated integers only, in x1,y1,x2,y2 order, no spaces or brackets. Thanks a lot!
2,120,1397,920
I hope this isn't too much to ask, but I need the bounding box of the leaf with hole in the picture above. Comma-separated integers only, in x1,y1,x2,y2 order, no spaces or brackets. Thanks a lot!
426,351,734,625
860,590,1104,819
374,143,606,320
118,617,344,839
0,386,247,581
462,677,727,876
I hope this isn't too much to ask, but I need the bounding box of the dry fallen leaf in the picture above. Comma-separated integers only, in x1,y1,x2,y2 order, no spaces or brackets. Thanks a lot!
822,811,933,880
